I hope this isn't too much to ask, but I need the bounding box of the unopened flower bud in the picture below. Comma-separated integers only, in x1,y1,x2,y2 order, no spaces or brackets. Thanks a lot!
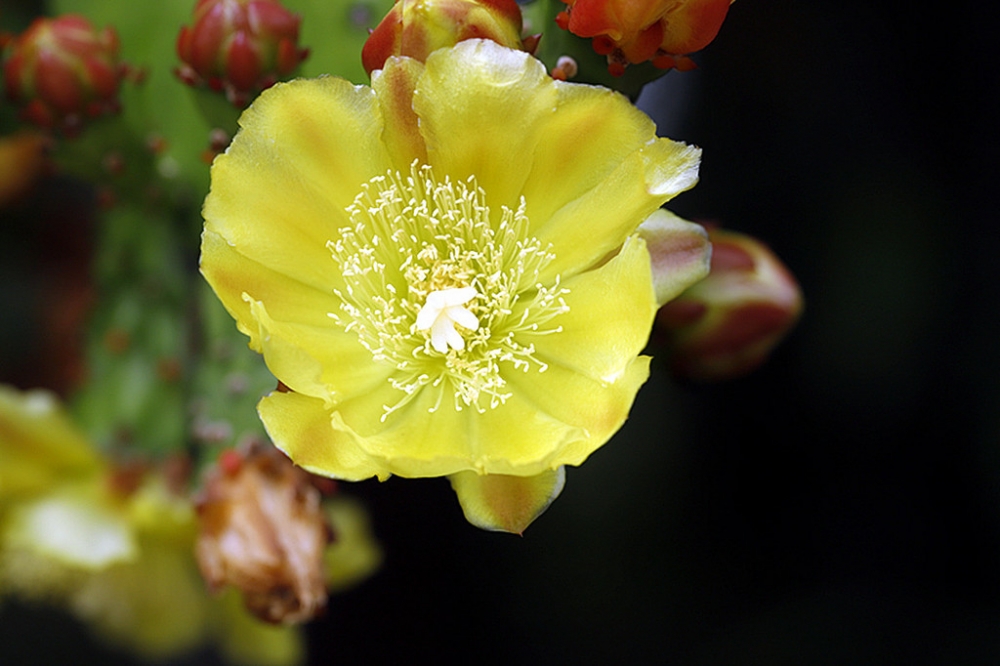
657,226,803,381
195,442,331,624
555,0,732,76
1,15,124,134
362,0,527,76
175,0,309,107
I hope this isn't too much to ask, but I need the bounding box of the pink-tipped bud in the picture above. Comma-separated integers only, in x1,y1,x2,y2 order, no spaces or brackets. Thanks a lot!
2,15,124,135
175,0,309,107
362,0,527,76
195,441,332,624
555,0,731,76
657,227,803,382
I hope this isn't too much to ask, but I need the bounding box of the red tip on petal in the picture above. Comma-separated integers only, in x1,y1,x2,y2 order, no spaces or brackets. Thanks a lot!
674,55,698,71
651,53,676,70
83,58,120,98
710,237,758,272
477,0,523,27
658,299,708,328
275,39,301,74
34,51,84,114
176,25,194,61
361,11,402,75
247,1,302,39
660,0,731,55
620,20,663,64
225,31,262,91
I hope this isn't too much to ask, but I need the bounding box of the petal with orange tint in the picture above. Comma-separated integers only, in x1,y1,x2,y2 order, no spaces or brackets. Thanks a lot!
449,467,565,533
204,77,392,292
414,39,556,209
519,234,656,383
258,390,384,482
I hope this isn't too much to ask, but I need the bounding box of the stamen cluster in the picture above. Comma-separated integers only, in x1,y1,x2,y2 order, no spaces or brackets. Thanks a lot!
328,163,569,418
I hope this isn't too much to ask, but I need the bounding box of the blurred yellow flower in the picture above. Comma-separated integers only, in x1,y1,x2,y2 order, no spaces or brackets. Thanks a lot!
201,39,704,532
1,385,380,663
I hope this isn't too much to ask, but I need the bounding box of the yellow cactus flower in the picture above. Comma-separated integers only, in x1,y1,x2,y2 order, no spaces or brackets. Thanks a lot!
200,39,704,532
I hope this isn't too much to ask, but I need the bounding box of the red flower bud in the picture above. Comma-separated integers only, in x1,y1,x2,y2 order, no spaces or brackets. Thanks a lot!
195,442,332,624
2,15,124,135
555,0,732,76
175,0,309,107
657,227,803,382
362,0,527,76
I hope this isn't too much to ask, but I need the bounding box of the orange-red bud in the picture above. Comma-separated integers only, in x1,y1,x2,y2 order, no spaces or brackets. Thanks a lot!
362,0,526,76
175,0,309,107
556,0,732,75
195,442,332,624
657,227,803,382
1,15,124,135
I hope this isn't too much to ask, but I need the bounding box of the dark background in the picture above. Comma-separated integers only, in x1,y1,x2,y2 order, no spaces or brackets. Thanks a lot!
3,0,1000,664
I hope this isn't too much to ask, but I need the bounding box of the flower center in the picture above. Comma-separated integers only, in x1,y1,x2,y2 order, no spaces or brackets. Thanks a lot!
415,286,480,353
328,163,569,419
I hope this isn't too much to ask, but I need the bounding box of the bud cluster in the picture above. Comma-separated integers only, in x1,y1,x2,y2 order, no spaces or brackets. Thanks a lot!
175,0,309,107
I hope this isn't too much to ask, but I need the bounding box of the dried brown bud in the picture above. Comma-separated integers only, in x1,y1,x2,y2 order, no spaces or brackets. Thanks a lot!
195,442,331,624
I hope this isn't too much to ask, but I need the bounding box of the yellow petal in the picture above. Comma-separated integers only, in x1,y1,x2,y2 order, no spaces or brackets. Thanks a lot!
504,356,651,468
324,380,488,478
200,229,341,351
372,56,428,171
414,39,557,209
204,77,391,294
278,376,585,479
245,297,394,403
519,234,657,383
533,138,701,282
257,390,385,482
344,382,585,478
638,209,712,306
519,82,658,228
457,392,587,475
331,380,471,475
449,467,566,534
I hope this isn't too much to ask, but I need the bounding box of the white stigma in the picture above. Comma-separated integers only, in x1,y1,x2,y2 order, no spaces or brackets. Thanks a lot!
415,286,480,353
